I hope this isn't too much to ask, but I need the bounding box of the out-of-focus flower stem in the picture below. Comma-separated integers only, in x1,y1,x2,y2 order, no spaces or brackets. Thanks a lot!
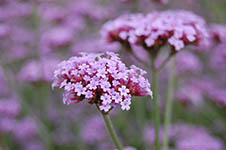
151,54,160,150
152,68,160,150
97,106,123,150
163,56,176,150
158,51,176,72
0,133,4,149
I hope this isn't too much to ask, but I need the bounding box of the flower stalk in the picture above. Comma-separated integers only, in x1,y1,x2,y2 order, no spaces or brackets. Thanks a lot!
150,54,160,150
97,106,124,150
163,56,176,150
152,68,160,150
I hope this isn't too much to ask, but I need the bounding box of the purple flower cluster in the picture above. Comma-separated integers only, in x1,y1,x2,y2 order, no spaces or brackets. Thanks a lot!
102,10,208,51
40,27,74,54
52,52,152,112
175,78,215,106
0,97,39,145
144,123,223,150
18,57,59,83
176,78,226,108
176,129,223,150
0,98,21,117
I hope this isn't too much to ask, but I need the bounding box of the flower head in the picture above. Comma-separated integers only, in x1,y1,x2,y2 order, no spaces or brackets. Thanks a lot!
52,52,152,112
102,10,208,51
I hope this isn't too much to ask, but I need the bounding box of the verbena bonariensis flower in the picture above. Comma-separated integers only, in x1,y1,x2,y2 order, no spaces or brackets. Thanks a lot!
101,10,208,52
52,52,152,112
209,24,226,44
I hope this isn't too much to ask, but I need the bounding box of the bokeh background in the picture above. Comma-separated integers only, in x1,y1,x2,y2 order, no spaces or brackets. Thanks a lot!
0,0,226,150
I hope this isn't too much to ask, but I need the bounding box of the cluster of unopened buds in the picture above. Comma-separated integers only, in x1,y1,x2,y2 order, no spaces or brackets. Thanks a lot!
52,52,152,112
101,10,209,51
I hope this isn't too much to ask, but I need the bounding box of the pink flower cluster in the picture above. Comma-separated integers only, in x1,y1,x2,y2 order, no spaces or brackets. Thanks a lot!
144,123,223,150
101,10,208,51
176,132,223,150
52,52,152,112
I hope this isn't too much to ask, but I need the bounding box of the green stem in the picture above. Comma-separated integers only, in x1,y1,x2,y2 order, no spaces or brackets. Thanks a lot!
152,69,160,150
100,112,124,150
0,133,3,149
163,56,176,150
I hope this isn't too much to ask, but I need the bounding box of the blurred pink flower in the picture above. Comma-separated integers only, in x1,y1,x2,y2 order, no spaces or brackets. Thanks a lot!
40,27,74,53
144,123,224,150
0,118,16,133
176,133,223,150
0,97,21,118
18,57,59,83
102,10,208,52
13,117,38,141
